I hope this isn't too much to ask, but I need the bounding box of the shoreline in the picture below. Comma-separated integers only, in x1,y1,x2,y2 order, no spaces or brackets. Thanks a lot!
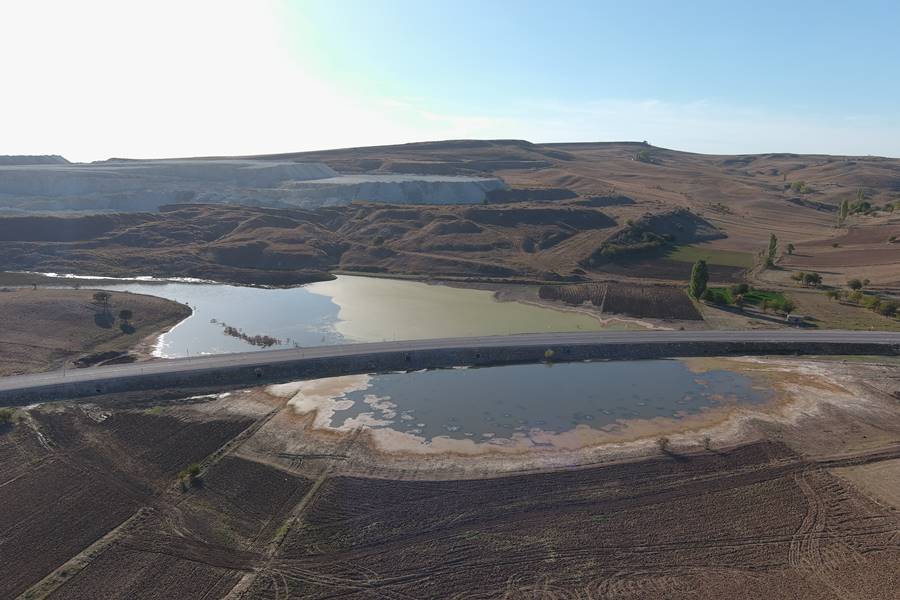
245,356,881,479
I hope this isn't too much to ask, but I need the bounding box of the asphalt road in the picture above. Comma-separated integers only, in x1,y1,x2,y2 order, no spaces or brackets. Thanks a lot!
2,330,900,397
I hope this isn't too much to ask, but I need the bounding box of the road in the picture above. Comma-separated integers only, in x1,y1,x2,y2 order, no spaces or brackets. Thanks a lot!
2,330,900,402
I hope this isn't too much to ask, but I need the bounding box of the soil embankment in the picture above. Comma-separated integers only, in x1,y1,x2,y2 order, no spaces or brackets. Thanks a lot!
0,288,190,376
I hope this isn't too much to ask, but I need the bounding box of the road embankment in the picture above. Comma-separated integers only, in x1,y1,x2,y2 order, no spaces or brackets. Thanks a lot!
1,330,899,405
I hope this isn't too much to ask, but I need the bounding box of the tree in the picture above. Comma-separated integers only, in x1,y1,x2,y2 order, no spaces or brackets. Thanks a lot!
847,278,863,290
838,198,850,225
825,289,840,301
689,260,709,299
0,408,14,426
765,234,778,267
731,282,750,295
92,291,111,309
761,299,770,313
179,463,203,490
781,299,796,315
734,294,745,310
657,437,671,454
802,272,822,287
118,309,133,323
786,243,795,255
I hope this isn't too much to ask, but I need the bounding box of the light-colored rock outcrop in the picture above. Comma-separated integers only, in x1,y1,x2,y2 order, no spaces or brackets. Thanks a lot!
0,158,507,213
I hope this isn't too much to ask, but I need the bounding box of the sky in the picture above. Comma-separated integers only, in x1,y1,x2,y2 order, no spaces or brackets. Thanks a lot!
2,0,899,162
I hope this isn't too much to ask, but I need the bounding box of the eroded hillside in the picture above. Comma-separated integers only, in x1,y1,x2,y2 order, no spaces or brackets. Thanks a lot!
1,140,899,286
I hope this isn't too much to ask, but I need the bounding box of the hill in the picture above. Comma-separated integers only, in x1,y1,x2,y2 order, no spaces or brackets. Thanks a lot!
0,140,898,287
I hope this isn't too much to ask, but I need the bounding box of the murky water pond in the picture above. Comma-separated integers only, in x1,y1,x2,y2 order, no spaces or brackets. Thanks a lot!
96,275,635,357
278,360,772,446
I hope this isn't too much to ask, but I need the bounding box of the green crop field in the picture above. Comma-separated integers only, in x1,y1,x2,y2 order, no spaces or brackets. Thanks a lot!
666,245,755,268
742,289,786,306
707,286,789,309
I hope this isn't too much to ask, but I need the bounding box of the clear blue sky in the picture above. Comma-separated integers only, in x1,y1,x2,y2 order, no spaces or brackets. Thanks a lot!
2,0,899,160
288,0,899,119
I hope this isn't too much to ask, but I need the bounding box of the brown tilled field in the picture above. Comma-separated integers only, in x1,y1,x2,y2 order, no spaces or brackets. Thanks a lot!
0,407,254,599
5,357,900,599
539,281,701,320
250,445,900,599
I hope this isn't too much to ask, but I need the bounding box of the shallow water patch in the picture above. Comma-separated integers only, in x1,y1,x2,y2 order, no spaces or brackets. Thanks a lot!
283,360,772,447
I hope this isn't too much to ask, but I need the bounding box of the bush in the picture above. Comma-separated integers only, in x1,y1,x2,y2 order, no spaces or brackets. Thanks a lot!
862,295,881,311
0,408,14,425
179,463,203,489
847,278,863,290
877,301,899,317
730,283,750,295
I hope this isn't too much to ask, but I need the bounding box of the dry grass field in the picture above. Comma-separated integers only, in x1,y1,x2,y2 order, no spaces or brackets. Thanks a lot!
0,288,190,375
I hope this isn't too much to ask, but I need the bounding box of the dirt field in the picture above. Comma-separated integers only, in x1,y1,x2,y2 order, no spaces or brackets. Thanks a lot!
0,288,190,375
0,404,255,598
538,281,701,320
3,356,900,599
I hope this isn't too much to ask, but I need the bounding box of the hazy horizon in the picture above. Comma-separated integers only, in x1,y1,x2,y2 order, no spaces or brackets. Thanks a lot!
3,0,899,162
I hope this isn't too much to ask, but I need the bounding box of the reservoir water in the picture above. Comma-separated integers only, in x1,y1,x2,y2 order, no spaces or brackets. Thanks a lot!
283,360,771,444
96,275,633,357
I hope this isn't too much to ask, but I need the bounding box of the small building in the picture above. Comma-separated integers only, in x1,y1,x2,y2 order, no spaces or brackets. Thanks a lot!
786,313,806,325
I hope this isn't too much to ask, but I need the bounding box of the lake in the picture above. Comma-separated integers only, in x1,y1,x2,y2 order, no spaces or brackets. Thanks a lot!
279,360,772,445
96,275,637,357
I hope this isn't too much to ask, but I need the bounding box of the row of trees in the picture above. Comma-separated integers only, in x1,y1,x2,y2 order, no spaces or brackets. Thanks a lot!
825,288,900,317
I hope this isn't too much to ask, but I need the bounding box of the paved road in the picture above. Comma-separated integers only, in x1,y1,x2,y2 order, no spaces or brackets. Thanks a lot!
2,330,900,398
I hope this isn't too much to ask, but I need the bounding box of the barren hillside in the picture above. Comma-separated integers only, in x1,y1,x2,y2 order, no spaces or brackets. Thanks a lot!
1,140,898,286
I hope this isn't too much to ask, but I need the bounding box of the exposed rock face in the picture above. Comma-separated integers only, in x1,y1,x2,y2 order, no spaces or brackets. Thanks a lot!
0,159,507,213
